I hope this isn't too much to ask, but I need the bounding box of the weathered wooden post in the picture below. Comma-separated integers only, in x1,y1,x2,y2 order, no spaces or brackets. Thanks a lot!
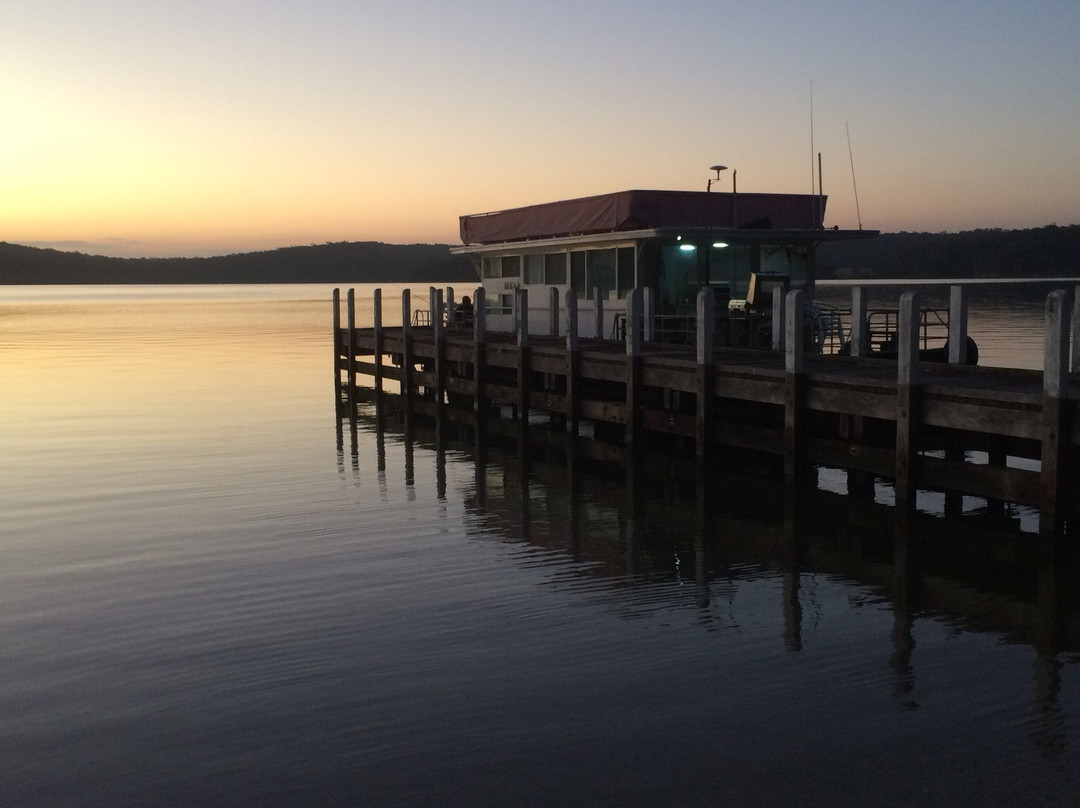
895,291,921,508
783,289,806,478
346,288,357,415
850,286,868,357
593,287,604,340
696,288,715,460
772,285,786,352
373,288,384,400
643,287,655,343
401,288,413,412
332,288,341,408
565,290,580,435
430,287,444,405
473,287,486,416
445,286,456,328
549,286,559,337
948,285,969,364
625,287,643,449
1040,289,1072,536
1071,285,1080,374
517,288,530,421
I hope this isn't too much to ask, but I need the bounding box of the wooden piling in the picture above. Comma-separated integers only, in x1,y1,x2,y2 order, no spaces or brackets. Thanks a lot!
401,289,413,411
332,288,341,406
696,288,715,460
593,287,604,340
565,290,580,435
1071,286,1080,374
473,287,486,416
643,287,655,343
784,289,805,478
895,291,921,508
850,286,868,357
517,288,530,421
949,285,969,364
549,286,559,337
772,286,786,352
373,288,384,399
430,287,444,405
625,287,643,449
1040,289,1072,536
346,288,357,414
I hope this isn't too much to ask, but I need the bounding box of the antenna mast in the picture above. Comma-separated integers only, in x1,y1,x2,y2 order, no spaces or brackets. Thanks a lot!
846,121,863,230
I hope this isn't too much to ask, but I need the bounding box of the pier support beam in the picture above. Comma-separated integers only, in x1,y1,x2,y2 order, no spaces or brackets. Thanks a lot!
625,287,643,449
850,286,868,357
549,286,560,337
373,288,384,403
1040,289,1072,536
430,287,444,405
895,291,921,508
784,289,806,479
696,288,715,460
948,285,969,364
593,287,604,340
771,286,786,352
517,288,530,422
332,288,342,408
565,290,580,435
346,288,357,415
401,289,413,415
1071,286,1080,374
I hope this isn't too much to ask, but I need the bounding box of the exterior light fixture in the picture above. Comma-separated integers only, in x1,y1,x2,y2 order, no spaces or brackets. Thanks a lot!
712,242,729,249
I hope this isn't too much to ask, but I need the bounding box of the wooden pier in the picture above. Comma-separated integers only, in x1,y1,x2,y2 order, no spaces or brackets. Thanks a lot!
334,285,1080,536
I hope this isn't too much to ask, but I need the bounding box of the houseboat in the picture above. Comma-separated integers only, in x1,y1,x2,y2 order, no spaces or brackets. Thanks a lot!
451,187,877,346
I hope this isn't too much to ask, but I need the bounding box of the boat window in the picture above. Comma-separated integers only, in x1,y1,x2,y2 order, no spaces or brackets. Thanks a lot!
525,254,545,285
570,251,587,297
482,256,501,279
545,253,567,285
501,255,520,278
616,247,635,296
587,249,617,299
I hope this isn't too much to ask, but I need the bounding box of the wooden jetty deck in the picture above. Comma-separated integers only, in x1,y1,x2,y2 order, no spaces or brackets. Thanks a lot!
334,285,1080,536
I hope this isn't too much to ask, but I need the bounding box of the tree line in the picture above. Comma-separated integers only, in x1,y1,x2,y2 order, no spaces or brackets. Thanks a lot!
817,224,1080,279
0,241,475,284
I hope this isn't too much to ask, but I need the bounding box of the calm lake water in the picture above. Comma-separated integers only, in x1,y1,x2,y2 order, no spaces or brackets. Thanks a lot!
2,283,1078,807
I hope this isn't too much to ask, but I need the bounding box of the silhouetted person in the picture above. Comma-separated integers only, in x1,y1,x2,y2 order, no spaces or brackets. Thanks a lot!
458,295,474,326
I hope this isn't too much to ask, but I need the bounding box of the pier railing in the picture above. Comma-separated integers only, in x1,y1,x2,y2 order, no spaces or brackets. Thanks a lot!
334,283,1080,536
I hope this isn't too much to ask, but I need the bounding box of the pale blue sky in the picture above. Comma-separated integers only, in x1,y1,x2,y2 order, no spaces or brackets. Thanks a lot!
3,0,1078,256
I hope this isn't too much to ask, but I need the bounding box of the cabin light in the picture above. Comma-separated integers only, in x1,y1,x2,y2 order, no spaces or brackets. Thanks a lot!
712,242,729,249
679,244,696,252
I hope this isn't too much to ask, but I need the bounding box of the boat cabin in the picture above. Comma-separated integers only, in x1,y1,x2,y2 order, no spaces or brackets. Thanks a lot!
452,189,876,344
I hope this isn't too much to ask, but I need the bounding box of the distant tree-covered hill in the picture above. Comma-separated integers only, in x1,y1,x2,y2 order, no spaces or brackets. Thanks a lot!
0,241,476,284
818,224,1080,279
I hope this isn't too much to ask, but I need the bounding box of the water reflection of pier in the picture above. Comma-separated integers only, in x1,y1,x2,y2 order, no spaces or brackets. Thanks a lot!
338,400,1079,760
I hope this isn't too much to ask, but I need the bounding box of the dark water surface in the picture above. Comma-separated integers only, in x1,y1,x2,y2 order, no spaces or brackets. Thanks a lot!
2,284,1078,806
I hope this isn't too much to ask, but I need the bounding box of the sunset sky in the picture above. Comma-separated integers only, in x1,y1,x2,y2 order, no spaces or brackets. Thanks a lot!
4,1,1078,258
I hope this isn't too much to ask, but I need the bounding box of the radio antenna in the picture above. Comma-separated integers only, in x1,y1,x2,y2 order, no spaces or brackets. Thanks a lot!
846,121,863,230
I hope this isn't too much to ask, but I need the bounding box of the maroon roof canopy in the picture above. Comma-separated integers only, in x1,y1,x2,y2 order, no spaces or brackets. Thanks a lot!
459,190,826,245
